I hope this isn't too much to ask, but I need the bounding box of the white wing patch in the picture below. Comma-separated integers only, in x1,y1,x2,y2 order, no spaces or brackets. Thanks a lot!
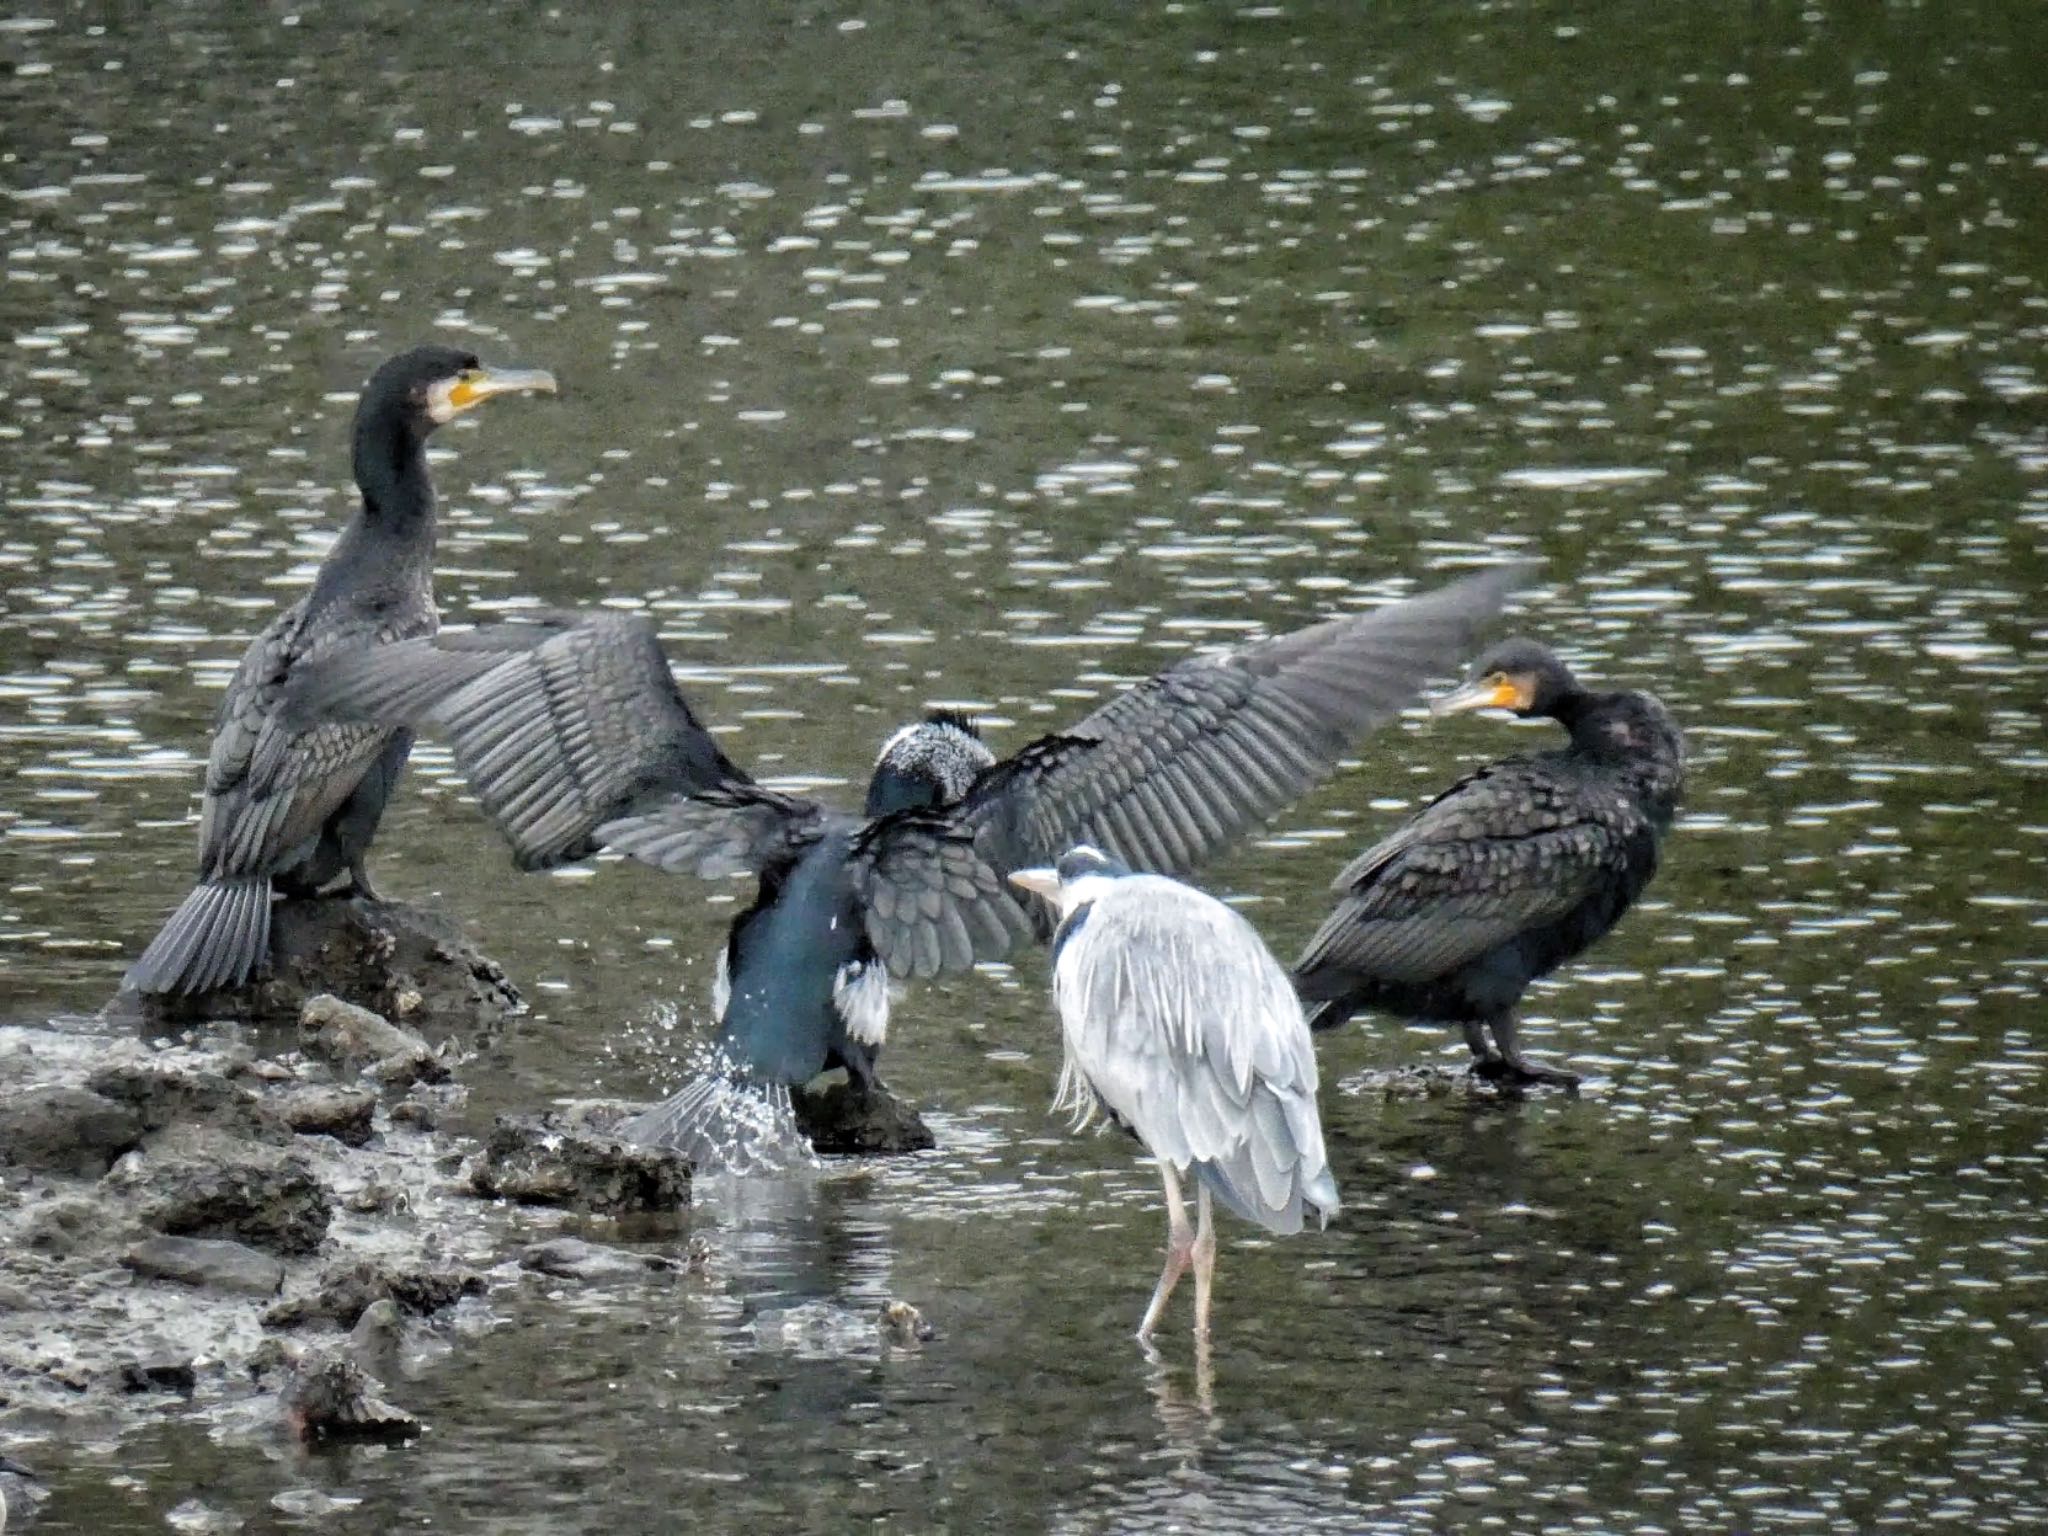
832,958,894,1046
710,944,731,1020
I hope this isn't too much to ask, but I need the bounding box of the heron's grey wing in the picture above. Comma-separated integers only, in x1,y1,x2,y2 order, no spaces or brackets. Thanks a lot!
1052,878,1334,1234
197,597,427,881
598,783,827,881
1293,760,1655,986
290,609,746,870
956,563,1533,885
846,813,1037,980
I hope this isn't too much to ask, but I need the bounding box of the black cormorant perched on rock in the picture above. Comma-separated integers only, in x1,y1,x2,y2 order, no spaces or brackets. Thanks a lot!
291,564,1530,1160
123,345,557,997
1290,638,1685,1087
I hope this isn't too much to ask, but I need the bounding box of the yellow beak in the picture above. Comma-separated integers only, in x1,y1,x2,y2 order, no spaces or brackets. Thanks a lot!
447,365,558,412
1007,868,1061,903
1431,675,1527,716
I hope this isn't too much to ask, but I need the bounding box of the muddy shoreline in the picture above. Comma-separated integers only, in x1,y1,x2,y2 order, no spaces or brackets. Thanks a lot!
0,897,934,1460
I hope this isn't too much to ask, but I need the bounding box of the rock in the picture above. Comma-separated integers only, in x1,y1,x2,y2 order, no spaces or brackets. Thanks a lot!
118,1349,198,1395
469,1113,691,1215
125,897,522,1033
0,1087,143,1177
85,1056,286,1142
0,1455,47,1529
518,1237,679,1283
273,1087,376,1146
104,1131,332,1256
280,1353,421,1444
878,1299,935,1347
349,1298,404,1381
124,1235,286,1296
793,1079,936,1155
21,1194,134,1257
298,995,446,1088
263,1258,485,1330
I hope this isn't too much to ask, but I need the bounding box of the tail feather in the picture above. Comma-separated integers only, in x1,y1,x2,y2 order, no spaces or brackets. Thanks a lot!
125,879,273,996
1302,995,1354,1033
619,1069,812,1175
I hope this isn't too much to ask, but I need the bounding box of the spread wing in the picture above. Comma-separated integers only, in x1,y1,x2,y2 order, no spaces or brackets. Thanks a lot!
846,814,1036,980
198,595,428,881
287,609,745,870
1292,758,1658,987
597,783,828,881
956,563,1533,883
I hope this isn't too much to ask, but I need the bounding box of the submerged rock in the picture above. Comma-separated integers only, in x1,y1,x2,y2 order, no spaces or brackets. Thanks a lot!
125,897,521,1033
0,1087,143,1178
280,1352,421,1444
518,1236,683,1283
793,1079,936,1156
469,1112,691,1215
123,1234,286,1297
878,1299,935,1348
0,1455,48,1529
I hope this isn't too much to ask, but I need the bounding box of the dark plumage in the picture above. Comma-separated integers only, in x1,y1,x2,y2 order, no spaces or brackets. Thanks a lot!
124,345,556,997
290,564,1532,1161
1291,638,1685,1087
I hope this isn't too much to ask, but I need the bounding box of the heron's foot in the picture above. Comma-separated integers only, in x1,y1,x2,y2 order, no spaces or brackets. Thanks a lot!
346,866,384,903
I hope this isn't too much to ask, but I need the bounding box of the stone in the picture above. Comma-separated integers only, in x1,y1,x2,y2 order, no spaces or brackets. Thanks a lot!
273,1087,376,1146
878,1299,935,1347
125,897,522,1034
263,1258,485,1330
118,1349,198,1394
469,1113,691,1215
280,1353,421,1444
794,1079,937,1156
105,1131,333,1256
86,1057,286,1142
0,1087,143,1178
124,1235,286,1296
298,994,446,1087
519,1237,679,1283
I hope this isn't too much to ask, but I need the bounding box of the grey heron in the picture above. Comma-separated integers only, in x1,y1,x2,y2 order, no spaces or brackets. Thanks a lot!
1010,846,1339,1339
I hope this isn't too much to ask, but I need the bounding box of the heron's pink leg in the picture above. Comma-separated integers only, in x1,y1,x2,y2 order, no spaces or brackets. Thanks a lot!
1191,1183,1218,1338
1138,1162,1193,1340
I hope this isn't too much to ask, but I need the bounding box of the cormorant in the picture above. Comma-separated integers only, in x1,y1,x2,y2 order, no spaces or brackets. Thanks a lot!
1290,637,1685,1087
290,564,1530,1161
123,345,557,996
1009,846,1336,1339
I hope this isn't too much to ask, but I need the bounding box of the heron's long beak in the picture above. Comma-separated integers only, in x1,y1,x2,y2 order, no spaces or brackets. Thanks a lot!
447,364,558,412
1431,674,1527,716
1007,867,1061,903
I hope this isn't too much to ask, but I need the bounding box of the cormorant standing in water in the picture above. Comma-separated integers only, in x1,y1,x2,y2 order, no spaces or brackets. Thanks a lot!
292,565,1530,1161
124,345,556,996
1291,638,1685,1087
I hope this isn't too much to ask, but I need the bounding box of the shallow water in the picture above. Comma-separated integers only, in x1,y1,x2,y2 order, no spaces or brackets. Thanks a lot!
4,1,2046,1530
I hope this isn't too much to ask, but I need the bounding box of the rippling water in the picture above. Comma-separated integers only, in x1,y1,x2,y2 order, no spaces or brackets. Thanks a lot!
4,2,2045,1531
